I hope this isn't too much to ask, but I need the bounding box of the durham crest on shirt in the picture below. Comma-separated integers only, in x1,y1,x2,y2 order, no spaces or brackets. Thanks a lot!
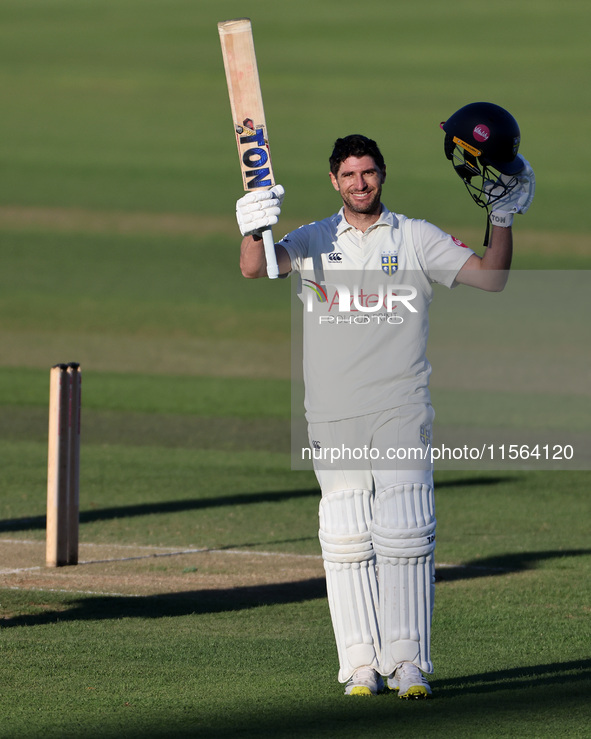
381,251,398,275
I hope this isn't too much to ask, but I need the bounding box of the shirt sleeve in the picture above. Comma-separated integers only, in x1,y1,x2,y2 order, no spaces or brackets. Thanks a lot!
410,219,475,288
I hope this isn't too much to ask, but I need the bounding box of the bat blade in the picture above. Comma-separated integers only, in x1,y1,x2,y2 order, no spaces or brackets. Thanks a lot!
218,18,279,279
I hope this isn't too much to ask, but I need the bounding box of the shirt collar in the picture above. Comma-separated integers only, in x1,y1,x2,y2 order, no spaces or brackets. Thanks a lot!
334,205,399,236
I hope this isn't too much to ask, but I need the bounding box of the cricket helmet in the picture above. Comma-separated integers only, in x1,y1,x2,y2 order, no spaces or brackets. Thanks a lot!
440,102,523,211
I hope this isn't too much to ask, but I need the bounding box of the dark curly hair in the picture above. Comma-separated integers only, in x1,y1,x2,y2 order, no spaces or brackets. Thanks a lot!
329,134,386,176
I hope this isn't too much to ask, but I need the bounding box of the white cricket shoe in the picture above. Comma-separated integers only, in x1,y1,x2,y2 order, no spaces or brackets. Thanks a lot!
387,662,432,699
344,666,385,696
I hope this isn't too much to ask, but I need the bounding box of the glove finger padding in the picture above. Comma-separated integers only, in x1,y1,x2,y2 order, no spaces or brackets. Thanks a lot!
238,208,281,234
238,184,285,208
239,201,282,217
513,157,535,214
236,185,285,236
487,156,535,227
487,156,535,213
269,184,285,206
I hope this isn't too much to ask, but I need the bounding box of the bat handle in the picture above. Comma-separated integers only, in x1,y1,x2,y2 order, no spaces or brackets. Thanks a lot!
261,227,279,279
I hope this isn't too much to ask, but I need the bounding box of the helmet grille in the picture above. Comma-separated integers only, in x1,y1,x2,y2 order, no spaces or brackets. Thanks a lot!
448,140,518,210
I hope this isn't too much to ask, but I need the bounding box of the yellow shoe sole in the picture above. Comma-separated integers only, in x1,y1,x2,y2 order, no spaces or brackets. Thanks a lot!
347,686,373,696
398,685,430,699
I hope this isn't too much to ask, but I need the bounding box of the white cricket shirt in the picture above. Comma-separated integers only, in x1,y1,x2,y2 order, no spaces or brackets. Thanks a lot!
280,206,474,423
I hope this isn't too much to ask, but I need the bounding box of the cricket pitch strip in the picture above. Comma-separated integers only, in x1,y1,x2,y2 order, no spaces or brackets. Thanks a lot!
0,537,324,599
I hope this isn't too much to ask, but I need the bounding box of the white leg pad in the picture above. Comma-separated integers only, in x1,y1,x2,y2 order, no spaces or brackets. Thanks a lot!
371,483,436,675
319,489,380,682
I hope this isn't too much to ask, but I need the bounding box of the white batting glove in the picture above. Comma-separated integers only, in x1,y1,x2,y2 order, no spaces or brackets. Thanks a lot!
486,156,535,228
236,184,285,237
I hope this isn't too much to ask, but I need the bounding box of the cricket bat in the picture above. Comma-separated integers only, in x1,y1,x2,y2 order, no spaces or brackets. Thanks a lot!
218,18,279,279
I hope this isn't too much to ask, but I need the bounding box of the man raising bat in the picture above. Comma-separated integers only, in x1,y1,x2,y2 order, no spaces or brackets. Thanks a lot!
236,104,535,699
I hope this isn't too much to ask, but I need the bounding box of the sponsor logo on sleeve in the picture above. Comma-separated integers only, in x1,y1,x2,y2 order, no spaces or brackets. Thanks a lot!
452,236,469,248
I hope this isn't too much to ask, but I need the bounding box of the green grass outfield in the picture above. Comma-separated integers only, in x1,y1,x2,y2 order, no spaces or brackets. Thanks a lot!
1,1,590,737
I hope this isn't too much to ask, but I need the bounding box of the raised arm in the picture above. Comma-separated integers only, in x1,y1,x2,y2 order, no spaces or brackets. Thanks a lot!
240,234,291,279
456,156,535,292
455,225,512,291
